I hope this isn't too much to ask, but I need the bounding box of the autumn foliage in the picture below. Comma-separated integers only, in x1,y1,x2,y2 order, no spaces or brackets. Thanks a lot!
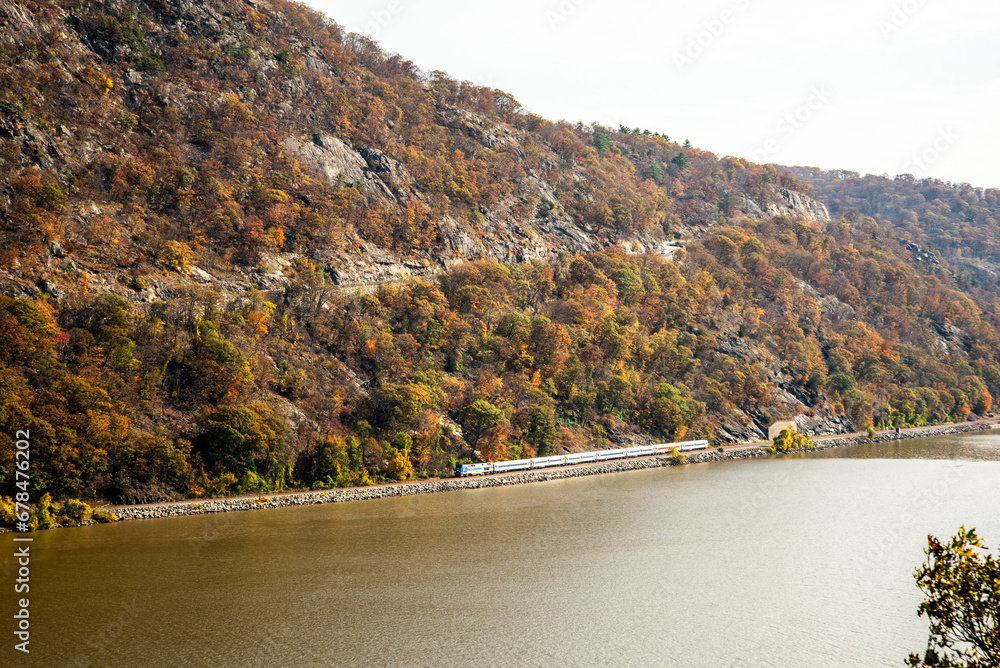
1,0,999,510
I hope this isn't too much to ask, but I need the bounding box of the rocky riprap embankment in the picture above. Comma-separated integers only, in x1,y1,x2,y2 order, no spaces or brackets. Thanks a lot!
99,420,998,524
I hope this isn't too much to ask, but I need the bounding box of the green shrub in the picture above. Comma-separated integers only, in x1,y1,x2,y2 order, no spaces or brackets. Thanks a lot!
138,53,166,74
158,240,192,272
768,428,814,453
177,167,197,190
62,499,91,522
91,508,118,523
118,110,138,132
35,182,66,211
336,469,371,488
0,496,15,525
206,472,238,497
239,470,268,494
31,492,54,529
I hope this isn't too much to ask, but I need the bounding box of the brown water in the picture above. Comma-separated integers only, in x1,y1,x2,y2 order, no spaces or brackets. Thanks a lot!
5,431,1000,667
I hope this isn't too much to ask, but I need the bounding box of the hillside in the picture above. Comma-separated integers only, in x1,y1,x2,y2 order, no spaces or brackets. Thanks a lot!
1,0,999,508
784,166,1000,293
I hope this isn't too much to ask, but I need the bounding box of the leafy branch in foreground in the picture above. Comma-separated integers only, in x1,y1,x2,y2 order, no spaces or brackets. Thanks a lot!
907,527,999,667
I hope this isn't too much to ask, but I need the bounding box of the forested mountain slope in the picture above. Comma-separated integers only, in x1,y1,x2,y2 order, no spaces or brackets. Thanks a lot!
1,0,997,507
785,166,1000,295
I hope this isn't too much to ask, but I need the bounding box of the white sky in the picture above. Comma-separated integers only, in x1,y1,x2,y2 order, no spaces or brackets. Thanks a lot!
305,0,1000,188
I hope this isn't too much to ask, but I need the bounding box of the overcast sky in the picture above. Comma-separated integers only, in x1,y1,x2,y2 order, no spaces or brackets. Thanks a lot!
306,0,1000,188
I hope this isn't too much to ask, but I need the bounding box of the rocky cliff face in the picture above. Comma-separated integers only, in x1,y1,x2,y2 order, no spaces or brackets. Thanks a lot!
0,0,836,300
276,119,832,291
772,187,831,223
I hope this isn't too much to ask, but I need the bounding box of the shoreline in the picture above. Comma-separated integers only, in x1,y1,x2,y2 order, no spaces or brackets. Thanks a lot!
10,419,999,531
106,419,1000,525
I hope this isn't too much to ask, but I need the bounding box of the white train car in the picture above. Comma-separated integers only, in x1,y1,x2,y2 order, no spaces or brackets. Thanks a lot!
564,452,598,465
626,445,656,458
596,448,628,461
678,439,710,452
530,455,567,469
493,459,533,473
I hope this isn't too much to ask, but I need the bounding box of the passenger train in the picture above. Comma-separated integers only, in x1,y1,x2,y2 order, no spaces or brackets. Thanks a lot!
455,440,710,477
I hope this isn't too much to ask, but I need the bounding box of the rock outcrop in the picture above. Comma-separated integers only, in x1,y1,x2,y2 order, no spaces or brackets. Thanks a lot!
743,187,831,224
280,134,399,202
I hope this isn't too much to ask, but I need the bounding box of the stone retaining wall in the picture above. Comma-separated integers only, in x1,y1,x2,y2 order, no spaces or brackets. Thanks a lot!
109,421,998,525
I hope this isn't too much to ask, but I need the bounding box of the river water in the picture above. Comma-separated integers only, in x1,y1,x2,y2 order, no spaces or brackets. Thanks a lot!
8,431,1000,667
